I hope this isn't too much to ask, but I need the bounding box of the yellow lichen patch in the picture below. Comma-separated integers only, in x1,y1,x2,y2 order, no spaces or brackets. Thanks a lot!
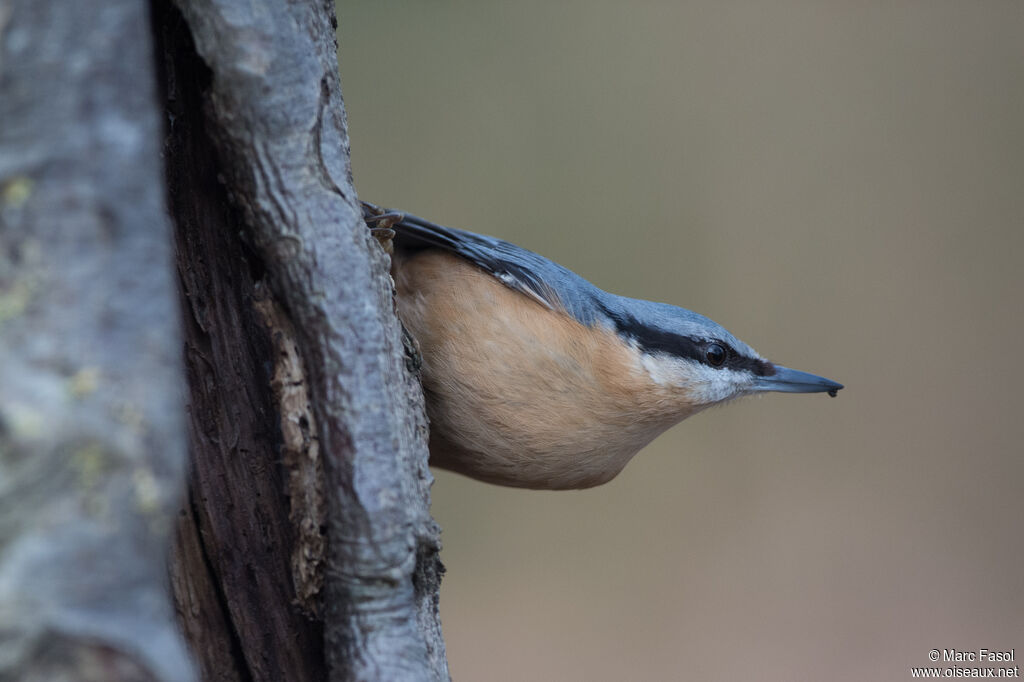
70,442,117,519
132,466,161,515
112,401,145,433
71,442,109,491
0,240,42,325
67,367,101,398
5,402,44,439
1,177,33,208
0,280,32,323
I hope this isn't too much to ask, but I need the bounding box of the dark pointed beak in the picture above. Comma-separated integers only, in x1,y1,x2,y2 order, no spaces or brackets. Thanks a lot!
753,365,843,396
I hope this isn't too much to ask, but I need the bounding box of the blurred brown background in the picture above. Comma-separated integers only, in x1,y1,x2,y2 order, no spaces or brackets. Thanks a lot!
337,2,1023,680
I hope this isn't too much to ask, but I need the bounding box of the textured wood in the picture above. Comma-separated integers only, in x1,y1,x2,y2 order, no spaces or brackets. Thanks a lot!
0,0,194,679
155,0,448,679
156,5,326,679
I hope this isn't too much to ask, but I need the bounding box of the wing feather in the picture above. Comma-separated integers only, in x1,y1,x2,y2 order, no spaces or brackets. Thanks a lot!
363,202,572,313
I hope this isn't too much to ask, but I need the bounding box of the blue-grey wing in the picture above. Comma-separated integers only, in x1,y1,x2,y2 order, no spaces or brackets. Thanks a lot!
365,202,606,326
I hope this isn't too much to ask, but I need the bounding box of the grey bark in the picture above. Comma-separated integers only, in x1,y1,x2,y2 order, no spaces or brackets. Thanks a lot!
157,0,448,680
0,1,194,681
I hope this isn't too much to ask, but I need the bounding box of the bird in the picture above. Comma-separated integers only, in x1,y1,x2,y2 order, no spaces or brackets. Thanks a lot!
363,202,843,490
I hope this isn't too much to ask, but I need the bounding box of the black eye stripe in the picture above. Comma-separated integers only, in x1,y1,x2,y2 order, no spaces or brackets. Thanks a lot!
602,308,776,377
724,349,776,376
605,313,705,363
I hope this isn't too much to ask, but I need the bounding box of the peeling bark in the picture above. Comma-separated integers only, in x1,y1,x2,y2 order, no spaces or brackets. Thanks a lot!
255,293,327,617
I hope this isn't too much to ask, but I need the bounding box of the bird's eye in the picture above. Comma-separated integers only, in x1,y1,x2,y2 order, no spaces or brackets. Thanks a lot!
705,343,726,367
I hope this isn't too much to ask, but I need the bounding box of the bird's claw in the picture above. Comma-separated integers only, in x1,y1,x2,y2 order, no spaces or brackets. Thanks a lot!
362,201,405,254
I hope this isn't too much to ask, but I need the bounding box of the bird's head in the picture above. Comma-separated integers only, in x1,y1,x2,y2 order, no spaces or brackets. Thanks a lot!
603,297,843,411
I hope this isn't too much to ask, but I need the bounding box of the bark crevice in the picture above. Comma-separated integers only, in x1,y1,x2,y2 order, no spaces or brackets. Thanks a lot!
155,0,448,679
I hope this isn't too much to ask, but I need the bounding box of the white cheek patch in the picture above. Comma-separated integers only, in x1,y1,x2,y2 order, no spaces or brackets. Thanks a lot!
639,352,687,387
684,363,750,404
638,353,752,404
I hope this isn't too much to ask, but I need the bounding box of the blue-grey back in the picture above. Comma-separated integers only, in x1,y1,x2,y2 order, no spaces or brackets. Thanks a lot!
381,206,757,359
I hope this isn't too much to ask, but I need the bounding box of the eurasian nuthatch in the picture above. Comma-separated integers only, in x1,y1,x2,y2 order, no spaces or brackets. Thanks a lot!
364,202,843,490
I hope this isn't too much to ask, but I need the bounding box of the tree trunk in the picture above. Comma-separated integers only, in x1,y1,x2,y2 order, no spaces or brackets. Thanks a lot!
0,0,194,680
153,0,448,680
1,0,447,678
